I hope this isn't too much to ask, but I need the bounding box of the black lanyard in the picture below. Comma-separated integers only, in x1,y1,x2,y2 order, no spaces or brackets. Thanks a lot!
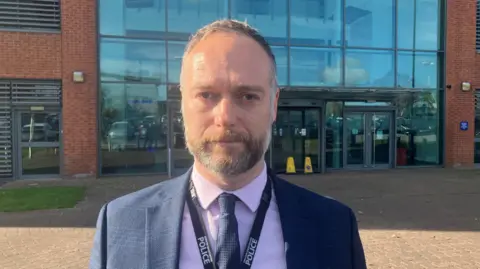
186,176,272,269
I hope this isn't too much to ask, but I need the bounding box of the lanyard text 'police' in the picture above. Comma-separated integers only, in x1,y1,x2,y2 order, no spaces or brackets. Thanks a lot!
186,177,272,269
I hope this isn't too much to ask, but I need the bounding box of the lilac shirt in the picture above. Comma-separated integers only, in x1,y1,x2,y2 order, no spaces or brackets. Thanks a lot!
179,163,287,269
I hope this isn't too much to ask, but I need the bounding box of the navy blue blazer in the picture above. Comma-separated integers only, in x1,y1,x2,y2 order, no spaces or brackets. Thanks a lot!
89,168,367,269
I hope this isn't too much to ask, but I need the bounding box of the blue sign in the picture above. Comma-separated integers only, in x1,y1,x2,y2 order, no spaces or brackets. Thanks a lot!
128,99,153,104
460,121,469,131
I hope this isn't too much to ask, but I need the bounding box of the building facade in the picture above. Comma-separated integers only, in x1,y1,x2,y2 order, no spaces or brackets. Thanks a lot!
0,0,478,180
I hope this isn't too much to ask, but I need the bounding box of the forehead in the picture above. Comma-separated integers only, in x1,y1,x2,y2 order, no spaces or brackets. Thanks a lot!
182,32,272,87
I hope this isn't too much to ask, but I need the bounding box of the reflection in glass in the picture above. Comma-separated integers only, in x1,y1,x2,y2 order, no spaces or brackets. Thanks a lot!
232,0,287,44
325,102,343,168
22,147,60,175
346,112,365,165
371,113,390,165
395,91,439,166
415,0,439,50
344,49,394,87
290,0,342,46
345,101,391,107
271,46,288,86
289,110,303,170
304,109,320,171
100,38,166,83
272,109,290,172
397,52,438,88
169,104,193,175
99,0,166,36
167,0,227,36
21,113,60,142
290,47,342,86
100,83,168,174
397,0,439,50
397,0,415,49
167,41,186,84
345,0,394,48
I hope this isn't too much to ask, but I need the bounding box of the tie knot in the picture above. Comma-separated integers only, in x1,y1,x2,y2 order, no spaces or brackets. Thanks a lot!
218,193,237,215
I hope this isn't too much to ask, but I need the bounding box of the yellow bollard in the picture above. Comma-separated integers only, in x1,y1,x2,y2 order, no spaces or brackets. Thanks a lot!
304,156,313,174
286,156,296,173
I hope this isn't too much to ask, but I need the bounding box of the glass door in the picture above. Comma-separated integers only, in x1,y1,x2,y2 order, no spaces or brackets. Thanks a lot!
371,112,392,167
271,107,320,173
168,102,193,176
344,111,394,169
304,109,320,171
15,111,61,178
345,112,366,167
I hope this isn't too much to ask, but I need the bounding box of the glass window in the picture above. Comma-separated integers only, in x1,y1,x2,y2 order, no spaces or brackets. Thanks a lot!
345,0,394,48
397,0,415,49
415,0,439,50
100,38,166,83
290,47,342,86
325,101,343,168
344,49,394,87
167,0,227,36
167,41,186,84
397,0,439,50
231,0,287,44
20,112,60,143
100,83,168,174
290,0,342,46
99,0,166,37
22,147,60,175
397,52,438,89
395,91,440,166
272,46,288,86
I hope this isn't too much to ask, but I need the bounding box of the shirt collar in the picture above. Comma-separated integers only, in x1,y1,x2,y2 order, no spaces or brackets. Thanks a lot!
191,162,268,213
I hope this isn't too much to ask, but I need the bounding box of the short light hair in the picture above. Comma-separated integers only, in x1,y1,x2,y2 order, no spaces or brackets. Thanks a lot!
180,19,278,92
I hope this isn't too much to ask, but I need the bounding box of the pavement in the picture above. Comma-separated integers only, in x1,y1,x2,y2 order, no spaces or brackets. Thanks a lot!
1,168,480,268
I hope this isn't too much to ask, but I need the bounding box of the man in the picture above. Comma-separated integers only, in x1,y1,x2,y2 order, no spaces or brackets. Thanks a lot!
89,19,367,269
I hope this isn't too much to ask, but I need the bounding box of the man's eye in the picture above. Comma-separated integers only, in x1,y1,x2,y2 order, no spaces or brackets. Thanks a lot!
243,94,258,101
200,92,212,99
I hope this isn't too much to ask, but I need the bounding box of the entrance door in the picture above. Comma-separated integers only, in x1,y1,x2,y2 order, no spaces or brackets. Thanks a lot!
15,111,61,178
168,103,193,176
344,111,394,169
271,107,321,173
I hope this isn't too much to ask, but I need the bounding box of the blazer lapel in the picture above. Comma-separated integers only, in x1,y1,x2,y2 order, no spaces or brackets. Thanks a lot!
271,172,320,269
146,170,191,269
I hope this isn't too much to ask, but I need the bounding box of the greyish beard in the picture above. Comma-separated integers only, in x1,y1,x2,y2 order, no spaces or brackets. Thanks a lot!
184,127,271,177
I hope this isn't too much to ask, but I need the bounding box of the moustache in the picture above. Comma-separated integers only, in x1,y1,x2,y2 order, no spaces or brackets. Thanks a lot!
202,131,249,143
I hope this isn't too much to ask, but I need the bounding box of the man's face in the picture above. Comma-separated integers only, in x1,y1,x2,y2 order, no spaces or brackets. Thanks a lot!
180,32,279,176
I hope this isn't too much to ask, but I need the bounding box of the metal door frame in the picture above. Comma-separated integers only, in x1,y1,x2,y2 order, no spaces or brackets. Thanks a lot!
13,109,62,179
270,105,324,173
343,106,396,170
166,101,193,177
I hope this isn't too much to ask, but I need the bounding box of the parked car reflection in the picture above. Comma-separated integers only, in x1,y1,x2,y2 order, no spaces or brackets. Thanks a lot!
107,121,136,150
21,113,60,142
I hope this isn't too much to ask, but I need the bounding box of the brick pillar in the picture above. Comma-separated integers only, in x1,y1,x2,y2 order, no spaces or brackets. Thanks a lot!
445,0,477,167
61,0,98,177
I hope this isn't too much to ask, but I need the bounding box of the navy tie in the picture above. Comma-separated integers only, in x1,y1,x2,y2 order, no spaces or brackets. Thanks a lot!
215,193,241,269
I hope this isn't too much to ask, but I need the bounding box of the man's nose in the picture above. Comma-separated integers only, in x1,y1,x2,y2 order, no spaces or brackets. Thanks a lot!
213,97,237,127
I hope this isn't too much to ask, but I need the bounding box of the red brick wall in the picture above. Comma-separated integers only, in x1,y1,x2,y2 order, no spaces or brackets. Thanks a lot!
445,0,477,167
0,3,98,178
60,0,98,177
0,32,61,79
